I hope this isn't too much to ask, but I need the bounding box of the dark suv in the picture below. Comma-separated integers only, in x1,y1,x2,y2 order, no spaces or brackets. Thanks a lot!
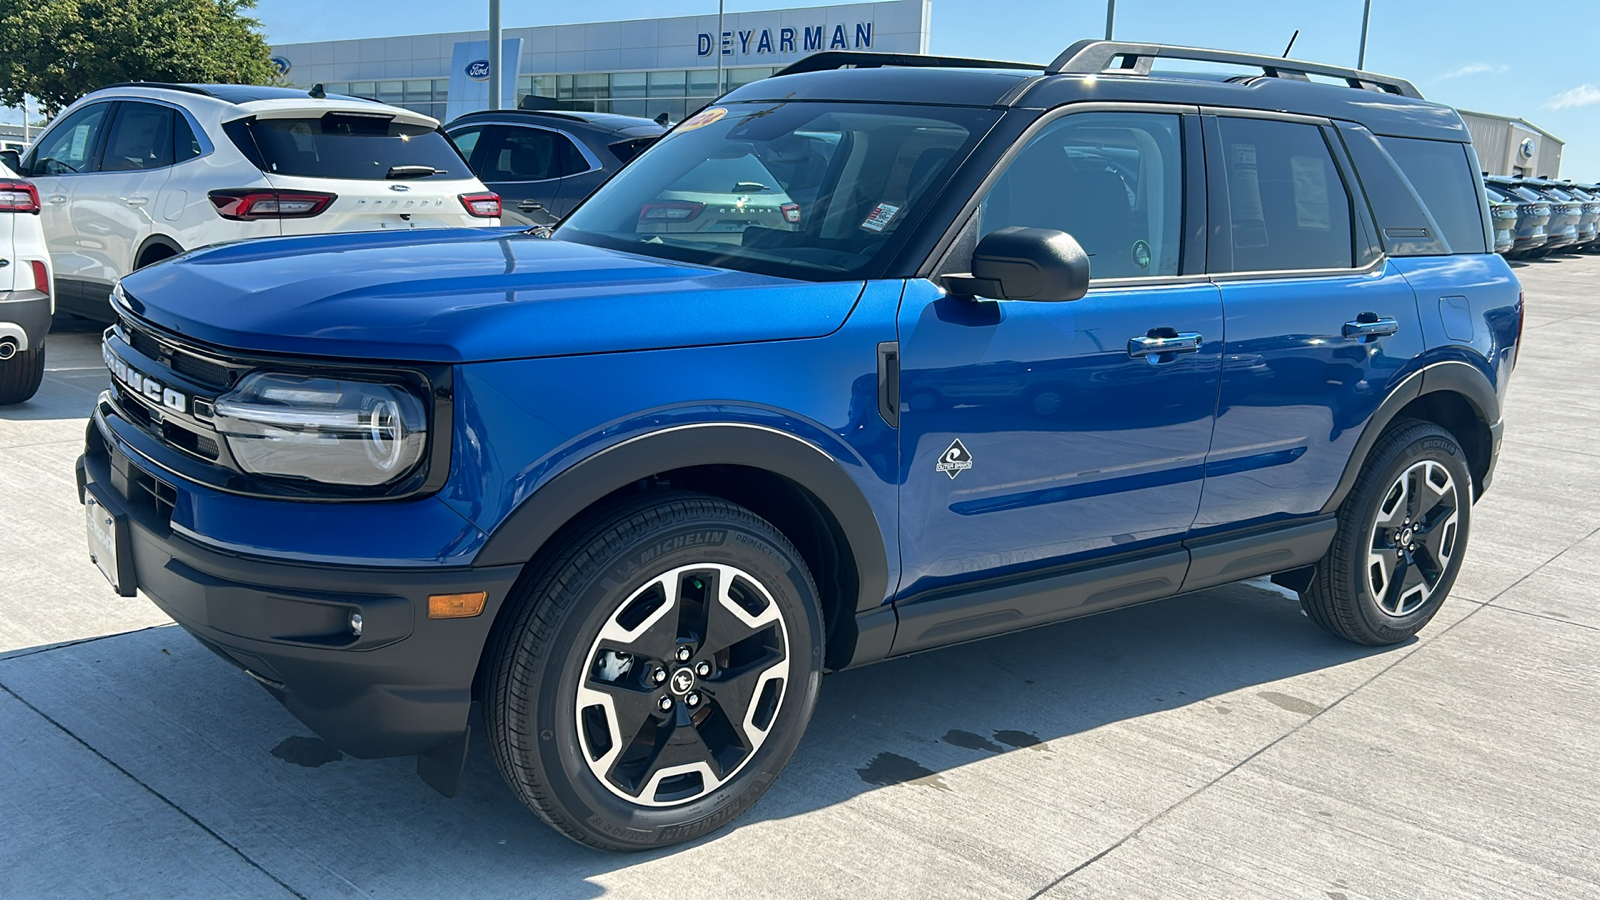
79,43,1521,851
446,109,664,226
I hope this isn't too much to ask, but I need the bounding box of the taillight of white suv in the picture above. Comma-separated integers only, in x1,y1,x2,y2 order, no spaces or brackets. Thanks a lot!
0,179,41,214
208,189,337,221
458,192,502,219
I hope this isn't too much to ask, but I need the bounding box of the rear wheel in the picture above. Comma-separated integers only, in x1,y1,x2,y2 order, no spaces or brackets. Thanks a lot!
485,492,823,850
1303,420,1471,645
0,342,45,405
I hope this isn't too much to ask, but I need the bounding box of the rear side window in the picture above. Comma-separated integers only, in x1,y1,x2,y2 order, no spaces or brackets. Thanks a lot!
226,113,469,181
473,126,587,182
102,102,175,171
1213,117,1354,272
1378,137,1486,254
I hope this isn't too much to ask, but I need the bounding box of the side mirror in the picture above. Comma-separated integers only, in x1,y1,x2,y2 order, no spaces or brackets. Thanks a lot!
942,226,1090,302
0,149,21,175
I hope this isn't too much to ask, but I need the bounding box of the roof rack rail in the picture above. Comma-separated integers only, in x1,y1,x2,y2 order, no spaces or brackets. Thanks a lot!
97,82,217,97
775,51,1042,77
1045,40,1424,100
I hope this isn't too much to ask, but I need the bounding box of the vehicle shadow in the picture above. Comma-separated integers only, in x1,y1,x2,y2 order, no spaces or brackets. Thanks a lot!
0,579,1398,896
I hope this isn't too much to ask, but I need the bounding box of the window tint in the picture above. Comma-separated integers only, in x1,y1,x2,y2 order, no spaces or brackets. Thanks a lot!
978,112,1184,279
1378,137,1486,253
174,113,203,161
1215,117,1353,271
229,113,469,180
102,103,175,171
478,126,565,181
29,103,111,175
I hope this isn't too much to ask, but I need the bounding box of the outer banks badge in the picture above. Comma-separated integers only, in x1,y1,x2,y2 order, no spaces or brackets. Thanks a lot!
936,438,973,479
1132,239,1152,270
677,107,728,132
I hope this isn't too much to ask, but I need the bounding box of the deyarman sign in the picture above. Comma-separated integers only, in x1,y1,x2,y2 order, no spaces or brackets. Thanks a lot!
699,22,873,59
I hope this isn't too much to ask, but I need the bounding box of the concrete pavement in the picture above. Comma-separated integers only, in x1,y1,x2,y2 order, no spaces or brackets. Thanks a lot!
1,256,1597,898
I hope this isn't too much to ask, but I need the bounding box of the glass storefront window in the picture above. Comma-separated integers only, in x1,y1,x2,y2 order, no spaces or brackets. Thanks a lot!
648,70,687,98
556,75,575,101
349,81,376,99
611,72,647,99
573,74,608,101
404,80,435,104
724,67,773,91
687,69,719,97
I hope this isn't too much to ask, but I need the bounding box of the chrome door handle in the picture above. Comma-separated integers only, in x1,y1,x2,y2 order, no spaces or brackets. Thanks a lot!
517,199,543,211
1343,315,1399,340
123,196,148,208
1128,331,1202,358
48,194,68,205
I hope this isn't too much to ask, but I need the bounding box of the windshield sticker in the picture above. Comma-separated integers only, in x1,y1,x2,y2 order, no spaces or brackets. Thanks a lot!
676,107,728,133
1132,240,1152,269
860,202,901,233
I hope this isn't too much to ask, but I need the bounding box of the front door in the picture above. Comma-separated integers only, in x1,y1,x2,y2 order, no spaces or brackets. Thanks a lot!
895,110,1222,610
23,101,116,306
72,101,175,285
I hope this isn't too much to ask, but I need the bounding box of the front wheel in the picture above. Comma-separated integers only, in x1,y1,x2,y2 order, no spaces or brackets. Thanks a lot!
484,492,823,850
1303,420,1471,645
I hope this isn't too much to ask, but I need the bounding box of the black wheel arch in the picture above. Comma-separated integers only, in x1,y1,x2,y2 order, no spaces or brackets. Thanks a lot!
473,423,893,673
1321,360,1500,514
134,234,184,269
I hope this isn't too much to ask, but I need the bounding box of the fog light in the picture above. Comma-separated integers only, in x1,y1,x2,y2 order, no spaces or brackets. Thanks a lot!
349,612,363,636
428,592,487,619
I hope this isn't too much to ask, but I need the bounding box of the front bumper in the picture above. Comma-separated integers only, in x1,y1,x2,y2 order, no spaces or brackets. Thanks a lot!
0,288,50,351
78,418,524,759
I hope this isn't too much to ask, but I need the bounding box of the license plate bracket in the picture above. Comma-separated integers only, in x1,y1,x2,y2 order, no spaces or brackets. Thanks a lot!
85,483,137,597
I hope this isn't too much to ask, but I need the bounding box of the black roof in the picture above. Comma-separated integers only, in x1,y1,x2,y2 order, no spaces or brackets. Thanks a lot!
96,82,380,105
729,42,1461,142
448,108,663,130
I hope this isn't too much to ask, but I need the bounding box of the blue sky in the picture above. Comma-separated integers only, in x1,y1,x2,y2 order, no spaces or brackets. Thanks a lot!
12,0,1600,177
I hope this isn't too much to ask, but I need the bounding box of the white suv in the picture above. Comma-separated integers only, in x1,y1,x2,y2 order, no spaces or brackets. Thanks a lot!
5,83,499,322
0,160,52,405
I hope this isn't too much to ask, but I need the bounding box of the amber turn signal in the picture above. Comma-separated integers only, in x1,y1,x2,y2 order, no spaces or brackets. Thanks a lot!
428,591,488,619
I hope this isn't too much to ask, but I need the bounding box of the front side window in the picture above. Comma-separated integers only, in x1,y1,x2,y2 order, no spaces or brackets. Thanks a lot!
1378,136,1486,254
558,102,998,280
29,103,112,175
102,102,176,171
226,113,470,181
977,112,1185,279
1214,117,1354,272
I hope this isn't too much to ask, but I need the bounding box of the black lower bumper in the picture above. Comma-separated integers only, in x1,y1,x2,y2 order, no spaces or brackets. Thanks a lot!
78,431,523,759
0,290,51,349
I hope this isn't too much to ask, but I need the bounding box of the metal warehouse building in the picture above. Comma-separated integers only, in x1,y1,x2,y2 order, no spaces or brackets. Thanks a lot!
270,0,930,124
1461,110,1564,178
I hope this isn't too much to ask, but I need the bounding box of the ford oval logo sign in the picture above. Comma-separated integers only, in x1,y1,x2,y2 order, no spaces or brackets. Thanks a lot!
465,59,491,81
1519,137,1536,161
270,56,292,77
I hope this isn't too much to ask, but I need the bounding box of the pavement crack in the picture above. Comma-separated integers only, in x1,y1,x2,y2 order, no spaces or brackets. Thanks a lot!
0,677,307,899
0,624,173,661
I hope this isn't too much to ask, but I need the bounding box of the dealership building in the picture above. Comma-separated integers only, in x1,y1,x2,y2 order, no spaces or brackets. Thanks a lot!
270,0,931,124
1459,110,1564,178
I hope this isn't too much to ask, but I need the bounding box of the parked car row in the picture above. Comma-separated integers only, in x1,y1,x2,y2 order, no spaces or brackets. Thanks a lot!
1485,175,1600,258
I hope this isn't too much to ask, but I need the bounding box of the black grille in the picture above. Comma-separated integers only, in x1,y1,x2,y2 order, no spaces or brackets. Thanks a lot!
170,352,234,390
129,327,163,361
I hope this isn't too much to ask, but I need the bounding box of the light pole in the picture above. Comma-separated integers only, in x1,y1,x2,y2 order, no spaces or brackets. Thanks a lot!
1357,0,1373,69
716,0,726,94
489,0,502,110
1105,0,1116,40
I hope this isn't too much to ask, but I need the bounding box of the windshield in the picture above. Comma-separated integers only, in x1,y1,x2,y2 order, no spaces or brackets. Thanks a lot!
556,102,999,280
226,113,470,181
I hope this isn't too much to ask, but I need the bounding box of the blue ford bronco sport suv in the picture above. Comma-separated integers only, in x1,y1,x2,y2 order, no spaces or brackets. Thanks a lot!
78,42,1522,849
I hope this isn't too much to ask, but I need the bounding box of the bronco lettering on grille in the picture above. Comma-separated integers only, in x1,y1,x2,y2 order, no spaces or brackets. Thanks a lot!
104,341,187,414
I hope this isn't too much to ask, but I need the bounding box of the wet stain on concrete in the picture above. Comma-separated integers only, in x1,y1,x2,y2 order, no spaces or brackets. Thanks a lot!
993,730,1049,751
943,729,1003,753
1258,691,1324,716
1215,704,1233,715
857,752,949,791
271,735,344,768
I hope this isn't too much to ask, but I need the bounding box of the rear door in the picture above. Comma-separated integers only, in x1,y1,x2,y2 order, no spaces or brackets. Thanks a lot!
72,101,175,283
463,123,584,226
1194,111,1423,531
228,109,493,234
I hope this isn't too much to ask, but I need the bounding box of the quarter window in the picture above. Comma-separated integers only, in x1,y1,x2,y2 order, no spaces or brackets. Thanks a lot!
977,112,1185,279
28,103,112,175
1378,136,1487,254
1213,117,1354,272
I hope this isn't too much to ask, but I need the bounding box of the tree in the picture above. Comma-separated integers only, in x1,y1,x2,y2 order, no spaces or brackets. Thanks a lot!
0,0,278,115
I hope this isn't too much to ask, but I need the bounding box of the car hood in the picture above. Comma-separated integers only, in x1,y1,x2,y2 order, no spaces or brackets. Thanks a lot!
117,229,866,363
